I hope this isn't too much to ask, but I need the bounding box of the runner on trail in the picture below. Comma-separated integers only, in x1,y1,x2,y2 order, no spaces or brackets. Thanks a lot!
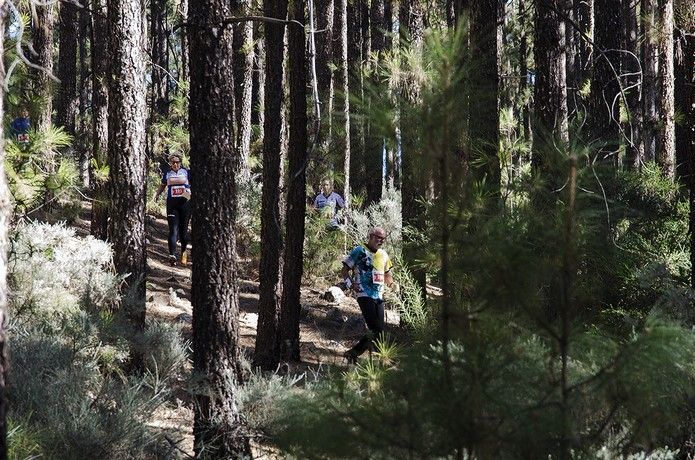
10,107,30,143
313,178,345,228
341,226,395,363
155,154,191,266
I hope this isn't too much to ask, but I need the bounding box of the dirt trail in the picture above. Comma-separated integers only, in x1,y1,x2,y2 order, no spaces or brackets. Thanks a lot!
135,210,401,456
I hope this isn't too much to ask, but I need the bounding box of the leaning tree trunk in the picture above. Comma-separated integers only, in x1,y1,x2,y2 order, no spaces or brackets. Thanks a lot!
188,0,251,456
107,0,147,370
55,2,78,135
532,0,569,203
642,0,659,162
90,0,109,240
280,0,308,362
33,3,56,133
254,0,288,371
655,0,675,179
0,6,11,458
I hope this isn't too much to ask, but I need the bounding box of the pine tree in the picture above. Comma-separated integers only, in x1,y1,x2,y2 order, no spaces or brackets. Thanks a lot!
55,2,78,135
33,3,56,132
254,0,288,371
107,0,148,369
188,0,251,455
279,0,308,362
655,0,675,178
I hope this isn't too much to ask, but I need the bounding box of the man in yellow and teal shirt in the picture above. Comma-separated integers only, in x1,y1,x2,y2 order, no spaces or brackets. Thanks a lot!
341,226,395,362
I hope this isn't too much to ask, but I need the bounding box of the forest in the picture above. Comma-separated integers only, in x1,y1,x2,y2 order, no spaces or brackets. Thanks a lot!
0,0,693,457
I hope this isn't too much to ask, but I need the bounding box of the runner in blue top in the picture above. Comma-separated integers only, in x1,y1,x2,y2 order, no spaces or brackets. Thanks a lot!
155,154,191,266
341,226,395,362
10,108,30,142
313,179,345,228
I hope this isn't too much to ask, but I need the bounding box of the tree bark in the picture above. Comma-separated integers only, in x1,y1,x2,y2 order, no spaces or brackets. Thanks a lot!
90,0,109,240
642,0,659,162
469,0,499,195
33,3,56,132
348,0,366,201
179,0,189,84
251,18,265,141
315,0,334,148
622,0,643,168
334,0,351,204
365,0,385,205
188,0,251,455
56,2,79,135
280,0,308,362
233,0,254,178
107,0,147,369
592,0,622,162
533,0,569,185
76,5,92,186
151,0,169,118
0,7,11,457
254,0,288,371
655,0,675,178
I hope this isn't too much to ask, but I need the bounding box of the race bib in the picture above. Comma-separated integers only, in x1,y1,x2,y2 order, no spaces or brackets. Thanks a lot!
372,270,385,285
171,185,186,197
17,133,29,143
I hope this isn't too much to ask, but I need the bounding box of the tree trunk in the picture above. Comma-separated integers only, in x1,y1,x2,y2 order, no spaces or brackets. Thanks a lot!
533,0,569,183
676,32,694,184
251,20,265,142
682,37,695,291
151,0,169,118
107,0,147,369
469,0,499,195
334,0,351,204
254,0,288,371
90,0,109,240
399,0,427,297
365,0,385,205
655,0,675,178
348,0,366,201
76,5,92,186
592,0,622,163
622,0,643,168
0,7,11,457
33,3,56,132
233,0,254,178
179,0,189,84
280,0,308,362
519,0,531,143
56,2,78,135
188,0,251,456
642,0,658,162
315,0,334,148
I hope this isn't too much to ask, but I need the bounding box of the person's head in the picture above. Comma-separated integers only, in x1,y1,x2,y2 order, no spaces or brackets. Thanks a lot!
367,226,387,250
19,107,29,118
320,179,333,196
168,154,182,171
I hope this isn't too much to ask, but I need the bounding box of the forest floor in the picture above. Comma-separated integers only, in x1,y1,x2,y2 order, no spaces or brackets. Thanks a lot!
72,204,401,458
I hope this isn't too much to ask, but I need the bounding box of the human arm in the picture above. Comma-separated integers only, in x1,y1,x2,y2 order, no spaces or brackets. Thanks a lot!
335,193,345,210
154,183,166,200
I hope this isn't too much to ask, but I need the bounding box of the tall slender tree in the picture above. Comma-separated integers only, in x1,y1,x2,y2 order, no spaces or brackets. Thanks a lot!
33,3,56,132
254,0,288,371
642,0,659,161
280,0,308,362
232,0,254,177
90,0,109,239
365,0,386,205
0,6,11,457
655,0,675,178
188,0,251,456
150,0,169,118
107,0,148,368
533,0,569,189
592,0,622,161
55,2,78,135
76,5,92,186
622,0,643,168
315,0,334,148
469,0,499,195
334,0,351,203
